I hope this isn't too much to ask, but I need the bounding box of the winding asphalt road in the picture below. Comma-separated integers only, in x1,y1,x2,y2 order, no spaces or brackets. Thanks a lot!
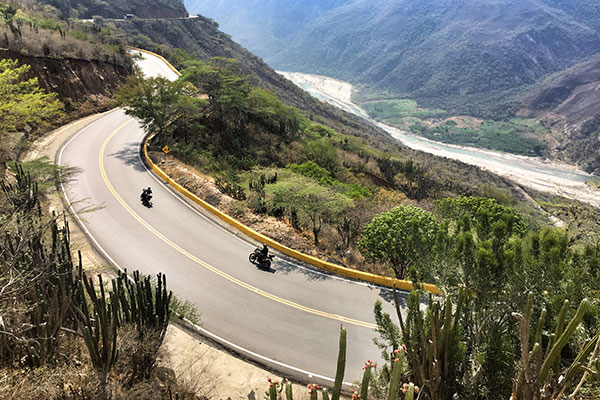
58,51,402,384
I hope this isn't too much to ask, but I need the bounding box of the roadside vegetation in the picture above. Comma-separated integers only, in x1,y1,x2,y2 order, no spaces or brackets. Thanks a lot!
0,1,129,64
0,165,198,399
0,58,63,165
2,2,598,398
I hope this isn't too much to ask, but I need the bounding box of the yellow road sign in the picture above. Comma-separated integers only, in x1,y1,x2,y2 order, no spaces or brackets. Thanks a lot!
162,145,170,154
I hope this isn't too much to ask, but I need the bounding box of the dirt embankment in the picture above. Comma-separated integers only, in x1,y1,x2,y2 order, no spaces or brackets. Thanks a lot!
1,49,129,118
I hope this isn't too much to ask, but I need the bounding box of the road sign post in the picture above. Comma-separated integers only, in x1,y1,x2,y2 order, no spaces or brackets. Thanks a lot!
162,145,170,165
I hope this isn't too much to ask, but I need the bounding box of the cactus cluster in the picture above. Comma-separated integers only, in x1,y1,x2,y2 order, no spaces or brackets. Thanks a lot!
74,269,173,380
512,293,598,400
0,163,80,368
75,273,119,377
115,269,172,338
392,287,464,399
267,326,417,400
1,162,39,211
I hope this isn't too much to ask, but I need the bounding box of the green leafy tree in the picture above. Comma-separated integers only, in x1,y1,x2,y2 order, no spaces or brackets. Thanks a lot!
180,58,251,130
0,59,63,159
266,175,353,245
359,205,439,279
435,196,526,240
117,72,201,140
301,137,342,177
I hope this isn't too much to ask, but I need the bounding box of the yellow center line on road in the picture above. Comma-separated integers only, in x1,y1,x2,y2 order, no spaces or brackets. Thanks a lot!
99,120,377,330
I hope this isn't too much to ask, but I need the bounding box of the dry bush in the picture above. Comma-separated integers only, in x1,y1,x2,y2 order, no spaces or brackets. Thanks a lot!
1,20,127,65
167,346,216,399
0,361,100,400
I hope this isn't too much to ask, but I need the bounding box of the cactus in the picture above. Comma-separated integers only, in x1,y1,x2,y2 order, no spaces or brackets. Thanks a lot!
404,383,415,400
360,360,376,400
392,286,465,399
512,294,593,400
1,162,39,211
331,325,346,400
115,269,172,338
74,273,119,385
268,381,278,400
285,380,293,400
388,349,405,400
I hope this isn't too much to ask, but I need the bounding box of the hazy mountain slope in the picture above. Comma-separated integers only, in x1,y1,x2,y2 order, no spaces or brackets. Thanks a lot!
188,0,600,118
183,0,349,57
275,0,600,114
526,55,600,174
114,16,392,145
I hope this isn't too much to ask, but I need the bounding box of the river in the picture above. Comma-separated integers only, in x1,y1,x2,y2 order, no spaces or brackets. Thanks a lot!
279,71,599,208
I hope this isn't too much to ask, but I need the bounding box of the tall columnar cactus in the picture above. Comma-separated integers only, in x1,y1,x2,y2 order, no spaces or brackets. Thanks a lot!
388,348,405,400
331,325,347,400
285,380,293,400
116,270,172,338
393,286,465,399
0,174,81,368
1,162,39,211
512,294,596,400
359,360,376,400
74,273,119,382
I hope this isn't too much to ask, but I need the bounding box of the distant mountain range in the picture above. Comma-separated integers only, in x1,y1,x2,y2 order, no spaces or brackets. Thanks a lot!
186,0,600,173
185,0,600,116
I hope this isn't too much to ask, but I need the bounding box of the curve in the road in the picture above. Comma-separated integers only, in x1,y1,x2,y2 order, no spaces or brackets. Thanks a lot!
100,121,375,329
58,50,408,385
132,47,438,295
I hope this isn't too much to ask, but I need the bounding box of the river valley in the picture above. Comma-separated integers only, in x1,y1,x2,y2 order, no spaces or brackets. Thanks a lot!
279,71,600,208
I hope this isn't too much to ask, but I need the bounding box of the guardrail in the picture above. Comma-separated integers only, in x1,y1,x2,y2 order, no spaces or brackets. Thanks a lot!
134,47,439,295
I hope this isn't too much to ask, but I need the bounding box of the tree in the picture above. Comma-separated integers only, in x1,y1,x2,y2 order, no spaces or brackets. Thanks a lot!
359,205,439,279
434,196,526,240
0,59,63,159
180,58,251,129
266,175,353,245
117,72,201,140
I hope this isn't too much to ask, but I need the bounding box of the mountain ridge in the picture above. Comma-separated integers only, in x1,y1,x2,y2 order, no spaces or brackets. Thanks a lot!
186,0,600,119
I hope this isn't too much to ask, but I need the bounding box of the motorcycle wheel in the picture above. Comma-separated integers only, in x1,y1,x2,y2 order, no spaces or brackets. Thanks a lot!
249,252,257,263
260,259,271,269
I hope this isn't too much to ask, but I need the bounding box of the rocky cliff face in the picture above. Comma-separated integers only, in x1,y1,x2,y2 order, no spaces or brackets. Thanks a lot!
1,49,129,115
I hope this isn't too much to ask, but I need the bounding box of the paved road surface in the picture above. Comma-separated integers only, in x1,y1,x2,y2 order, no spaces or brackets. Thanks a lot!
59,51,403,384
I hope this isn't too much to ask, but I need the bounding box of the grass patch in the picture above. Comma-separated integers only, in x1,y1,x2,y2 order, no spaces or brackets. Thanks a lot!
169,294,200,325
362,99,446,123
409,119,547,156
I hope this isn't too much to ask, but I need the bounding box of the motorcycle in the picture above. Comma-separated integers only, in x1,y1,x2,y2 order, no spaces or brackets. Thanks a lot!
141,190,153,208
249,247,274,269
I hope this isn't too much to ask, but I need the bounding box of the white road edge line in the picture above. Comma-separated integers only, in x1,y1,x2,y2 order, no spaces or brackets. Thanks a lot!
58,111,352,387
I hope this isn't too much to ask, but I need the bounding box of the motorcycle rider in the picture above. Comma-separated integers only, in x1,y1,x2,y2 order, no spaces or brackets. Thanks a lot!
141,187,152,203
258,244,269,262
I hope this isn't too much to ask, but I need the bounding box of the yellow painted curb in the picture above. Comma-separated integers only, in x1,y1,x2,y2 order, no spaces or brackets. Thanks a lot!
131,46,439,295
143,141,439,295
